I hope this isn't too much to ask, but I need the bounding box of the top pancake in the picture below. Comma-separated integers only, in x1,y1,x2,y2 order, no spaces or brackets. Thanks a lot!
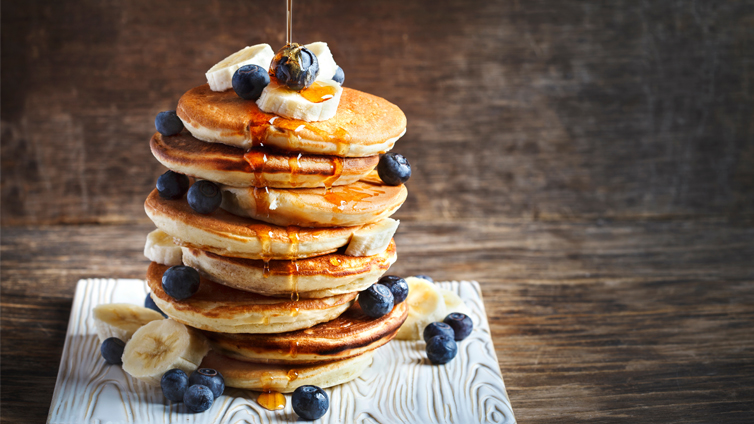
176,84,407,157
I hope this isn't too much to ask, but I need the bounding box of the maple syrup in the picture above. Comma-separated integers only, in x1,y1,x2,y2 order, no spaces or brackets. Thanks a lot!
243,149,268,186
252,187,271,219
290,260,300,302
289,341,300,358
288,153,302,186
257,391,285,411
321,156,344,189
287,369,299,381
300,81,338,104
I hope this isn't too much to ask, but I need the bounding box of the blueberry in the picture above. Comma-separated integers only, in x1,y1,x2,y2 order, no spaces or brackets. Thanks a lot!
292,385,329,421
100,337,125,365
184,384,213,413
161,265,200,300
161,369,189,402
423,322,455,344
415,274,434,283
144,293,168,318
232,64,270,100
187,180,222,214
377,153,411,186
155,111,184,136
377,275,409,304
444,312,473,341
271,44,319,91
156,170,190,200
358,284,394,319
332,66,345,85
188,368,224,399
426,335,458,364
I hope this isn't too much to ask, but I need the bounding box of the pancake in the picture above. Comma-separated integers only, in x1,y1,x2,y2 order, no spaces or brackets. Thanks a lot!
220,172,407,227
144,188,365,260
202,300,407,364
199,350,374,392
182,240,397,298
147,262,357,334
176,84,407,157
151,132,379,188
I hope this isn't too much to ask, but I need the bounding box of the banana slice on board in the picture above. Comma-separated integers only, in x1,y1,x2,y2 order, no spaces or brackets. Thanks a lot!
144,229,183,266
439,288,472,317
92,304,165,343
345,218,400,257
395,277,447,340
122,319,209,386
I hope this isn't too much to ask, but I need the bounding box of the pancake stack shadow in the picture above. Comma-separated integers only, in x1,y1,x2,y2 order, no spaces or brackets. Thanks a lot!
143,82,409,397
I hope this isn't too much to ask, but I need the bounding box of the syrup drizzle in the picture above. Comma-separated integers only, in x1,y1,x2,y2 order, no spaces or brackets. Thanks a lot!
321,156,344,190
257,371,285,411
299,81,338,104
243,150,268,186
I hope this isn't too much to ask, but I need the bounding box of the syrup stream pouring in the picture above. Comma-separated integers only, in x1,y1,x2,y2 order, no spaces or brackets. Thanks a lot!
286,0,293,45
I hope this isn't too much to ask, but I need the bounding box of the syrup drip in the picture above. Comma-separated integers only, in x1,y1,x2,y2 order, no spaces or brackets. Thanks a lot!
289,341,300,358
262,315,270,325
287,368,299,381
288,153,302,187
252,187,271,218
246,112,352,155
299,81,338,104
290,260,300,302
257,391,285,411
329,256,342,266
254,224,273,277
321,156,344,190
243,150,268,186
322,183,377,213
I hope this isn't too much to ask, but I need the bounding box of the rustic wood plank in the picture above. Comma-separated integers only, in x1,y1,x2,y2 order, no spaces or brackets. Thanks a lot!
2,220,753,423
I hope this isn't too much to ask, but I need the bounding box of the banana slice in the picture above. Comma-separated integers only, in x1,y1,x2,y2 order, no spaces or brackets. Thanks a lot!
345,218,400,257
305,42,339,82
144,229,183,266
395,277,447,340
440,288,472,317
122,319,209,386
256,79,342,122
206,44,275,92
92,304,165,343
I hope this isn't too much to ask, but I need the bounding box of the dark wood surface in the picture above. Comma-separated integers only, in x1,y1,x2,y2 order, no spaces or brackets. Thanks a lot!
2,0,754,423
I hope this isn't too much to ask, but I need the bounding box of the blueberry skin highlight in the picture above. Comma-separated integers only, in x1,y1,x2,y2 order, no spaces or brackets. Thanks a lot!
184,384,214,413
426,335,458,364
187,180,222,214
358,284,394,319
156,170,190,200
423,322,456,344
161,265,200,301
332,66,345,85
161,369,189,402
189,368,224,399
274,46,320,91
232,64,270,100
144,293,168,318
444,312,474,341
377,275,409,304
100,337,125,365
292,385,329,420
155,111,184,136
377,153,411,186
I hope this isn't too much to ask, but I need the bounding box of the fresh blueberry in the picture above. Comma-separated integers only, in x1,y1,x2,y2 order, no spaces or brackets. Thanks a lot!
184,384,213,413
144,293,168,318
426,335,458,364
423,322,456,344
187,180,222,214
161,369,189,402
358,284,394,319
271,44,319,91
188,368,224,399
292,385,329,420
100,337,125,365
332,66,345,85
161,265,200,301
155,111,184,136
156,170,190,200
377,153,411,186
232,64,270,100
414,274,434,283
444,312,473,341
377,275,409,304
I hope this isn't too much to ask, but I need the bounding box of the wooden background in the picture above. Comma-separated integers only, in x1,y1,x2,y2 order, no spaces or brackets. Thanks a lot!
2,0,753,423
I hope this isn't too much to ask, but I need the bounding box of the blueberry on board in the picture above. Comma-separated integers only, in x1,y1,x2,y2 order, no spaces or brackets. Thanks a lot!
271,44,319,91
184,384,213,413
156,170,190,200
444,312,474,341
377,153,411,186
292,385,329,421
155,111,184,136
332,66,345,85
161,265,200,301
423,322,456,344
100,337,125,365
161,369,189,402
358,284,394,319
144,293,168,318
377,275,409,304
187,180,222,214
189,368,224,399
414,274,434,283
232,64,270,100
426,335,458,364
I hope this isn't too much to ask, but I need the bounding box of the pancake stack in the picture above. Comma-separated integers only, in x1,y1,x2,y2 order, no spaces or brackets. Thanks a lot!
143,74,409,399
